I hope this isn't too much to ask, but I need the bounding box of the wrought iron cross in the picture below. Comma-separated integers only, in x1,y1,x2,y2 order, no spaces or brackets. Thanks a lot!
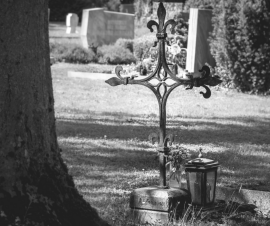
105,1,222,187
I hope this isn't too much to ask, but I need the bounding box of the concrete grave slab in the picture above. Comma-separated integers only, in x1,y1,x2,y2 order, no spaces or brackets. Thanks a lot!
67,71,114,81
216,186,270,215
180,182,270,215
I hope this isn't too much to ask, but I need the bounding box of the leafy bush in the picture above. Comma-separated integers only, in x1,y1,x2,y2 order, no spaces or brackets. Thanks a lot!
173,14,189,49
210,0,270,94
185,0,214,10
50,42,136,65
50,42,97,63
133,35,156,60
97,45,136,64
50,42,69,56
63,46,97,63
115,38,134,53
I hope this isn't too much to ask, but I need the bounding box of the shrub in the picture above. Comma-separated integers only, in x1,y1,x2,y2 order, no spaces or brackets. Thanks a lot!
50,42,97,64
97,45,136,64
63,46,97,63
173,14,189,49
133,35,156,60
210,0,270,94
115,38,134,53
50,42,69,57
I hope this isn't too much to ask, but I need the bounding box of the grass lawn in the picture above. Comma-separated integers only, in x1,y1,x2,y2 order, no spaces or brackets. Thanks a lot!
49,20,270,225
52,62,270,225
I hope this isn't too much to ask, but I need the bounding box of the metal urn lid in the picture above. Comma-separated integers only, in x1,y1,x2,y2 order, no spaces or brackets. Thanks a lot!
185,158,219,169
185,148,219,169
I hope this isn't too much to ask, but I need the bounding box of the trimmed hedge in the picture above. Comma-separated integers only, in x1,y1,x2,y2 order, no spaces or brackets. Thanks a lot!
210,0,270,94
50,42,97,63
115,38,134,53
133,35,156,60
97,45,136,64
50,42,69,57
49,42,136,65
63,46,97,63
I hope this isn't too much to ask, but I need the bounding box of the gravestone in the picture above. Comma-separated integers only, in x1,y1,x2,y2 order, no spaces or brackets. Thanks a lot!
186,9,215,73
81,8,105,48
130,187,191,225
66,13,79,34
80,8,135,48
104,11,135,44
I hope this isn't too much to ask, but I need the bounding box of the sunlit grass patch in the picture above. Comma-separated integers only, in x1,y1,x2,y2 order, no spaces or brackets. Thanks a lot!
52,62,270,225
58,135,159,222
53,62,270,189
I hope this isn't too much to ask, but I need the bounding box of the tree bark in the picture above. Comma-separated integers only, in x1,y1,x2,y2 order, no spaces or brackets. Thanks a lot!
0,1,108,225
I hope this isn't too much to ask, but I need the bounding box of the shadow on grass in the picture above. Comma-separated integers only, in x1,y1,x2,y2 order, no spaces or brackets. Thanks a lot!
57,116,270,220
60,140,159,212
207,149,270,190
57,115,270,222
56,115,270,145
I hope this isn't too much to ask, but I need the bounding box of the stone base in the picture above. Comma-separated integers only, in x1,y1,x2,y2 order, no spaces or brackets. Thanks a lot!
130,208,171,225
130,186,191,225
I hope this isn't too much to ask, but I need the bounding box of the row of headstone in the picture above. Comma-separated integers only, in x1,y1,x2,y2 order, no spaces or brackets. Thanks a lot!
66,13,79,34
186,8,215,73
138,8,214,73
59,8,214,72
80,8,135,48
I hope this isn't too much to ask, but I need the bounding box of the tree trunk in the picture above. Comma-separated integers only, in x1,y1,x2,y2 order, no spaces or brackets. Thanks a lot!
0,1,108,225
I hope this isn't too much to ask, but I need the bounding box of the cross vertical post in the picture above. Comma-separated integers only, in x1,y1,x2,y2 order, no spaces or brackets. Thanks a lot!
105,1,222,188
159,99,167,187
106,1,222,223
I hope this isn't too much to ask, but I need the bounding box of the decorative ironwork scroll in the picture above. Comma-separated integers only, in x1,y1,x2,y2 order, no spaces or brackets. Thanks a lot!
105,2,222,187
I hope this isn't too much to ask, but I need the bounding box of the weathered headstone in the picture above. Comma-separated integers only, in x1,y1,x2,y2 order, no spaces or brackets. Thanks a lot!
66,13,79,34
81,8,105,48
80,8,135,48
105,11,135,44
130,187,190,225
186,9,215,73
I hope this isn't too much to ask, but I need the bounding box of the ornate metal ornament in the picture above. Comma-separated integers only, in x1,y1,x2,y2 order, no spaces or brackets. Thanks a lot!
105,2,222,187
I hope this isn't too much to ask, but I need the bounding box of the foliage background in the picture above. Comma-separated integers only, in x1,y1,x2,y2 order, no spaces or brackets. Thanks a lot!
49,0,270,94
186,0,270,94
210,0,270,94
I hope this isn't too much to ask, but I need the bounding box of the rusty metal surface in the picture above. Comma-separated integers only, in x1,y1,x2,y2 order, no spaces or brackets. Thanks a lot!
105,2,221,187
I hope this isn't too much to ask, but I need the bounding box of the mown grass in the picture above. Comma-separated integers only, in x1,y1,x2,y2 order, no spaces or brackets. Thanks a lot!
50,18,270,226
51,62,270,225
